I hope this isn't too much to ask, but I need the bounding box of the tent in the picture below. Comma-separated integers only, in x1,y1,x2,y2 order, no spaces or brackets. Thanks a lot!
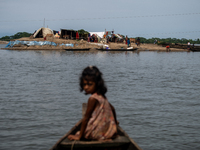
89,32,105,38
115,34,123,39
33,27,54,38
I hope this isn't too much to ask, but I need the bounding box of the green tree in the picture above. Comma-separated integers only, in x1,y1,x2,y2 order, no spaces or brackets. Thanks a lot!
77,29,89,35
0,32,32,41
0,36,11,41
12,32,32,39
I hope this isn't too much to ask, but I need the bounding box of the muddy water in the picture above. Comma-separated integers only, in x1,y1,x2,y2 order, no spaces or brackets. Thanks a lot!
0,45,200,150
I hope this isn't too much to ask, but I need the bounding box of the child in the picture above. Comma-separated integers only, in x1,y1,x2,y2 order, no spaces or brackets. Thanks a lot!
68,66,118,141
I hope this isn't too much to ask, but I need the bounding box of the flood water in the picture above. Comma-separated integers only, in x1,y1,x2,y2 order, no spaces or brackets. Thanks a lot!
0,44,200,150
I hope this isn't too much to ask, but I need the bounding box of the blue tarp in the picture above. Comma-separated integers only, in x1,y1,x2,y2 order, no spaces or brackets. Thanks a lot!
59,43,74,47
5,40,74,48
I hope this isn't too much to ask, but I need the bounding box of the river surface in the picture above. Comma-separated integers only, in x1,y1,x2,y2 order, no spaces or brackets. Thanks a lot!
0,44,200,150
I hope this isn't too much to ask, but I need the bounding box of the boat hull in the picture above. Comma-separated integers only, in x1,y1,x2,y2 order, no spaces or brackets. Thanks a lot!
162,44,200,52
97,48,138,51
65,48,90,51
50,103,142,150
50,120,141,150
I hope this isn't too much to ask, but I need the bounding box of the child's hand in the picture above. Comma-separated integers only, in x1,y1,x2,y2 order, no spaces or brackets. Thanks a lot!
68,134,80,141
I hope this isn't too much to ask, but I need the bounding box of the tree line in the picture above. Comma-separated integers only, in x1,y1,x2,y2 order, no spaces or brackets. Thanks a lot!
133,37,200,44
0,32,32,41
1,32,200,44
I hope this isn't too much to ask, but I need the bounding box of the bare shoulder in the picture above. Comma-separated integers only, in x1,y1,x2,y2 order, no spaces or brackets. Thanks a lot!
88,96,97,104
85,96,98,115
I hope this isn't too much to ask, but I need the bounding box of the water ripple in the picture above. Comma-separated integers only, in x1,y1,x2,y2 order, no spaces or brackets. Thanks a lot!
0,46,200,150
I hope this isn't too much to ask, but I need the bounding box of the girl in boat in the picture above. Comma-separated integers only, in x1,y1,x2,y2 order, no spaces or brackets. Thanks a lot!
68,66,118,141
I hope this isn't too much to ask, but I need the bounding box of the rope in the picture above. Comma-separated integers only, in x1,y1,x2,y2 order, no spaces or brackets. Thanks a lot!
71,140,76,150
0,12,199,22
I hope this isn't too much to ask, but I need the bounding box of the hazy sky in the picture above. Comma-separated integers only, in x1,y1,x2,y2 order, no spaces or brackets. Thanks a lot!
0,0,200,39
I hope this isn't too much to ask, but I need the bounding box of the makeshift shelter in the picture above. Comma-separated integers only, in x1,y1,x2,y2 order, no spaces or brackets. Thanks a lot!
110,34,123,43
33,27,54,38
61,29,76,39
89,32,105,39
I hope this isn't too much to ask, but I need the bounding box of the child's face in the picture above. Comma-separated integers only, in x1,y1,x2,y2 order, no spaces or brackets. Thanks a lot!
83,79,96,94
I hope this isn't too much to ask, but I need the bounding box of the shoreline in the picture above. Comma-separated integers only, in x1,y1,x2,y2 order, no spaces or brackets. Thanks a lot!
0,41,9,44
0,37,190,52
136,44,189,52
1,44,190,52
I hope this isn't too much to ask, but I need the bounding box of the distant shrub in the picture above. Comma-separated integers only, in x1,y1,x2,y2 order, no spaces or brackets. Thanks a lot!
0,32,32,41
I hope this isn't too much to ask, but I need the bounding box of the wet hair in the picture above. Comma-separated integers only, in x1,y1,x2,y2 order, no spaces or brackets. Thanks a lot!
80,66,107,97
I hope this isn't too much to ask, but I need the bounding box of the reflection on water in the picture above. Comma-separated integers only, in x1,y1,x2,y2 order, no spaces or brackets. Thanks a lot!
0,45,200,150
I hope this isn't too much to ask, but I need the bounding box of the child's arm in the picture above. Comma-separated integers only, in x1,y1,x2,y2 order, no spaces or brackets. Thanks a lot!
109,103,119,125
68,97,97,141
79,97,97,139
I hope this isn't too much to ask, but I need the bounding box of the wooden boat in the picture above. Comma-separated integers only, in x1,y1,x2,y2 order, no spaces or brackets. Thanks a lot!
97,48,138,51
65,48,90,51
50,120,142,150
169,45,200,52
50,103,142,150
189,47,200,52
162,43,200,51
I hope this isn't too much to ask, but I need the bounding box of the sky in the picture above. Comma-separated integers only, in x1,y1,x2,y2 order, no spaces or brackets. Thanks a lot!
0,0,200,40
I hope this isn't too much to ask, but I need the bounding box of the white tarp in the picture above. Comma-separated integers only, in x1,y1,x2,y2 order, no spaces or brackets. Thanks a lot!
115,34,123,39
89,32,105,38
33,27,54,38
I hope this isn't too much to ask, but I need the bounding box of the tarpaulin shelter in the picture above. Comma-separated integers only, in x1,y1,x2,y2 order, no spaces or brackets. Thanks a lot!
89,32,105,39
33,27,54,38
115,34,123,39
61,29,76,39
